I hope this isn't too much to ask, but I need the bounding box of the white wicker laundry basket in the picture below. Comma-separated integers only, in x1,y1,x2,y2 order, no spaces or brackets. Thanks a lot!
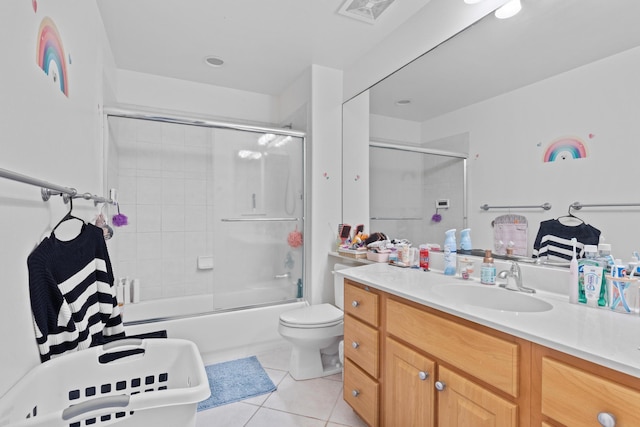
0,338,210,427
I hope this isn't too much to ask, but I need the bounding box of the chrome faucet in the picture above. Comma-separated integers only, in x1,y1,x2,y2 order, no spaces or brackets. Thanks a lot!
497,261,536,293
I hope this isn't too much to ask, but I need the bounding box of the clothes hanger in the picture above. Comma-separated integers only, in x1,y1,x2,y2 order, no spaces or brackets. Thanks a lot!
51,197,85,234
556,205,584,225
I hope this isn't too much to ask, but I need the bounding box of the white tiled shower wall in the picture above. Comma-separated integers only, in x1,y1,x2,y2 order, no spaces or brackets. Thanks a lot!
106,117,215,301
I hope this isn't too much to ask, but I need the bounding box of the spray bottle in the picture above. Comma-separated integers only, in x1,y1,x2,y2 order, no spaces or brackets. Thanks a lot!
460,228,472,252
443,229,457,276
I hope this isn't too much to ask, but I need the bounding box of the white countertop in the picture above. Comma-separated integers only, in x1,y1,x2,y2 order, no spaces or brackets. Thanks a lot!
337,261,640,379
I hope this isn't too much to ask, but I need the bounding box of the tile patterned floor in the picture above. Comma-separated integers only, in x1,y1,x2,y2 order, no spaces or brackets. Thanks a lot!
196,345,368,427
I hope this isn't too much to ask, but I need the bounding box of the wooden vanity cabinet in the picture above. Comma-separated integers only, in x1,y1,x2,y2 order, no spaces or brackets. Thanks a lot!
533,345,640,426
343,278,530,427
343,278,640,426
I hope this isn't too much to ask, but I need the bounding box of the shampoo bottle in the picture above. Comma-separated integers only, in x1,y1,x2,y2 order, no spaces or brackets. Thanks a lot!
480,249,496,285
443,229,457,276
296,278,303,299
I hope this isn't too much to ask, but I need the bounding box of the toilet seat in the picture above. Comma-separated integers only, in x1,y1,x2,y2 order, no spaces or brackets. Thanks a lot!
279,303,343,329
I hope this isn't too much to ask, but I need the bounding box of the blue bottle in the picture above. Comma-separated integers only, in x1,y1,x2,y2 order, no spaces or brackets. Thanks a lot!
460,228,472,251
296,279,303,298
444,229,457,276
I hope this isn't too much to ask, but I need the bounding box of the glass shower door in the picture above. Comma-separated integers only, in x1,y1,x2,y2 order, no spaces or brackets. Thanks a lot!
211,128,304,310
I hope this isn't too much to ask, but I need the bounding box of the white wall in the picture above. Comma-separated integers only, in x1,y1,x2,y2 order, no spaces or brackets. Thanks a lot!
0,0,115,395
115,70,281,126
108,117,215,301
309,65,344,305
342,91,370,230
421,46,640,259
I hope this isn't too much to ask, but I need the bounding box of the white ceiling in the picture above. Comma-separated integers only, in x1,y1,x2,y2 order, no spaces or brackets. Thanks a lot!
370,0,640,122
97,0,640,123
96,0,433,96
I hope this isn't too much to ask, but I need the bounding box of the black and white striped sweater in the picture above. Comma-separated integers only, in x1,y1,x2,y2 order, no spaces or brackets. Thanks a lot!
27,223,125,362
532,219,601,261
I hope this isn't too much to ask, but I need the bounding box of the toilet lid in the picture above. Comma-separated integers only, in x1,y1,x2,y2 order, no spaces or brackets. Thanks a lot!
280,303,343,328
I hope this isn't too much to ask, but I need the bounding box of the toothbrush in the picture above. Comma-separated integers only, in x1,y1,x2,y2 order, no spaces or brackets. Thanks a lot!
610,267,632,313
568,238,578,304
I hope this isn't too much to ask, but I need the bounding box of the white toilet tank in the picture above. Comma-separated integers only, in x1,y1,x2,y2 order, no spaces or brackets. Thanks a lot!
333,263,351,310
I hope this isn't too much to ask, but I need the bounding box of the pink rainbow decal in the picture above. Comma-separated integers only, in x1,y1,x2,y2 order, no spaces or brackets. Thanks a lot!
36,17,68,97
543,137,587,162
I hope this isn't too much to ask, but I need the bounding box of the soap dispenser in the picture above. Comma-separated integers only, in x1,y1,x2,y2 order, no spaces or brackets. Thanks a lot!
480,249,496,285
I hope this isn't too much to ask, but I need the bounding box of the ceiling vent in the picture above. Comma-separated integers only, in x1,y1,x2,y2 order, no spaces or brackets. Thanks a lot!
337,0,397,24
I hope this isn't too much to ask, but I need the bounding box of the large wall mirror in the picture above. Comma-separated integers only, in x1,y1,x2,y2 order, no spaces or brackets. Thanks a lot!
343,0,640,261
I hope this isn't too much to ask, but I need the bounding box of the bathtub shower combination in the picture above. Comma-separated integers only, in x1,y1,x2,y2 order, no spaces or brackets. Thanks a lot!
104,111,307,353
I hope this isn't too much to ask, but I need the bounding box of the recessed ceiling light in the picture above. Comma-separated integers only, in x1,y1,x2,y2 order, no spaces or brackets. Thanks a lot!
464,0,484,4
495,0,522,19
204,56,225,68
395,99,412,106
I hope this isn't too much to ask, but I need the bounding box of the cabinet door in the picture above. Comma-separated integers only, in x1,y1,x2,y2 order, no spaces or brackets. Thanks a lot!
541,357,640,426
437,366,517,427
385,337,435,427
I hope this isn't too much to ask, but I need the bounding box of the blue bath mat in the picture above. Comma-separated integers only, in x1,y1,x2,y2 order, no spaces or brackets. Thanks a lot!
197,356,276,411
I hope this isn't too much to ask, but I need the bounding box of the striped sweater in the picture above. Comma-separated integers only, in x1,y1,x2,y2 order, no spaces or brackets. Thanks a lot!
532,219,601,261
27,223,125,362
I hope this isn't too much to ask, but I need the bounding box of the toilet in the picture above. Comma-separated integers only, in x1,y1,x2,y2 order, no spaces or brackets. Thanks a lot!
278,264,349,380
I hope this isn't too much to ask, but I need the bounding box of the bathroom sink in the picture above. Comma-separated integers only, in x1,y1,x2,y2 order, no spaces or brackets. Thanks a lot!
431,284,553,313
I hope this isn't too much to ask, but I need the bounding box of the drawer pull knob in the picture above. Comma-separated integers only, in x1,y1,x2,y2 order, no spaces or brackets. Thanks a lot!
597,412,616,427
352,300,360,308
435,381,446,391
352,341,360,349
418,371,428,381
352,389,360,398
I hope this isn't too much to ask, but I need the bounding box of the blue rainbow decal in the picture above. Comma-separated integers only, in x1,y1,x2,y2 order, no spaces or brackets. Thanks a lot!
543,137,587,162
36,17,69,97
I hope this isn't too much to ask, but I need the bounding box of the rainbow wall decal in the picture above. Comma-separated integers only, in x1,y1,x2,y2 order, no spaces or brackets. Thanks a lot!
36,17,68,97
543,137,587,162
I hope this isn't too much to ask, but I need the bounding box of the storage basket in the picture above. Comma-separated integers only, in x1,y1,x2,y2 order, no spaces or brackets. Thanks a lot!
366,251,389,263
0,338,210,427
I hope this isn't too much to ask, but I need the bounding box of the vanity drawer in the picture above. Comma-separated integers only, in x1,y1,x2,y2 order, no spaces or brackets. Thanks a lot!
344,357,379,427
344,314,379,378
344,280,379,327
386,298,519,397
541,357,640,426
